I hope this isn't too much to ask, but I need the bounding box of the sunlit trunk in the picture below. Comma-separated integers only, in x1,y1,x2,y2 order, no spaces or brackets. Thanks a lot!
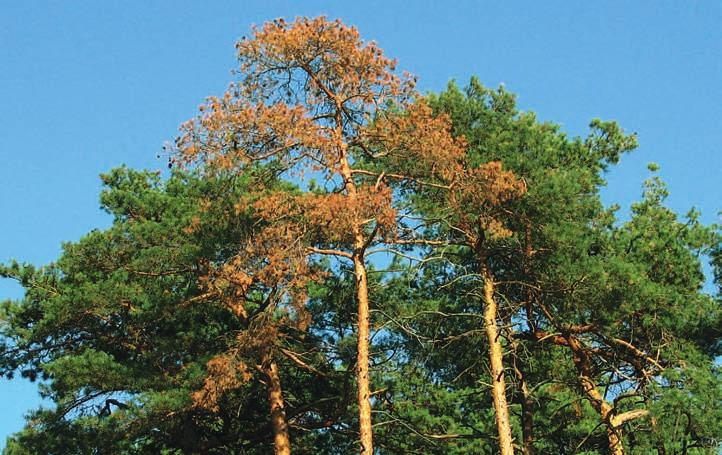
263,359,291,455
339,150,374,454
353,251,373,454
480,261,515,455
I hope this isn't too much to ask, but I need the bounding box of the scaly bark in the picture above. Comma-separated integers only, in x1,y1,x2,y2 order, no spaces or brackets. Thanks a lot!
263,359,291,455
339,148,374,454
352,250,373,454
480,260,515,455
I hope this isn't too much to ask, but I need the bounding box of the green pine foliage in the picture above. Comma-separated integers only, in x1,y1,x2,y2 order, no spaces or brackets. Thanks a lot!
2,79,720,454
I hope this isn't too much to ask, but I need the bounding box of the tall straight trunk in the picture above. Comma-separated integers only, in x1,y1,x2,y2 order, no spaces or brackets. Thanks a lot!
339,150,374,454
480,260,515,455
263,359,292,455
565,336,624,455
352,250,373,454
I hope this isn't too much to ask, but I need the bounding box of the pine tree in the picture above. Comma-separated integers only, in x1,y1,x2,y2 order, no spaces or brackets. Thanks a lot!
2,18,720,455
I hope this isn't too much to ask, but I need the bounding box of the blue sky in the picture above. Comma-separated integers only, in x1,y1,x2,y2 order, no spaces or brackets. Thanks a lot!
1,0,720,446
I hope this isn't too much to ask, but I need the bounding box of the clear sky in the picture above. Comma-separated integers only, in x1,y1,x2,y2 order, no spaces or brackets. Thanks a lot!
1,0,720,446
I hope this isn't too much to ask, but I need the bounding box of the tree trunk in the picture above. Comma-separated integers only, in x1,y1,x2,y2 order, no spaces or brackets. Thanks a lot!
565,335,624,455
480,261,515,455
526,331,650,455
263,360,292,455
353,251,373,455
339,150,374,454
